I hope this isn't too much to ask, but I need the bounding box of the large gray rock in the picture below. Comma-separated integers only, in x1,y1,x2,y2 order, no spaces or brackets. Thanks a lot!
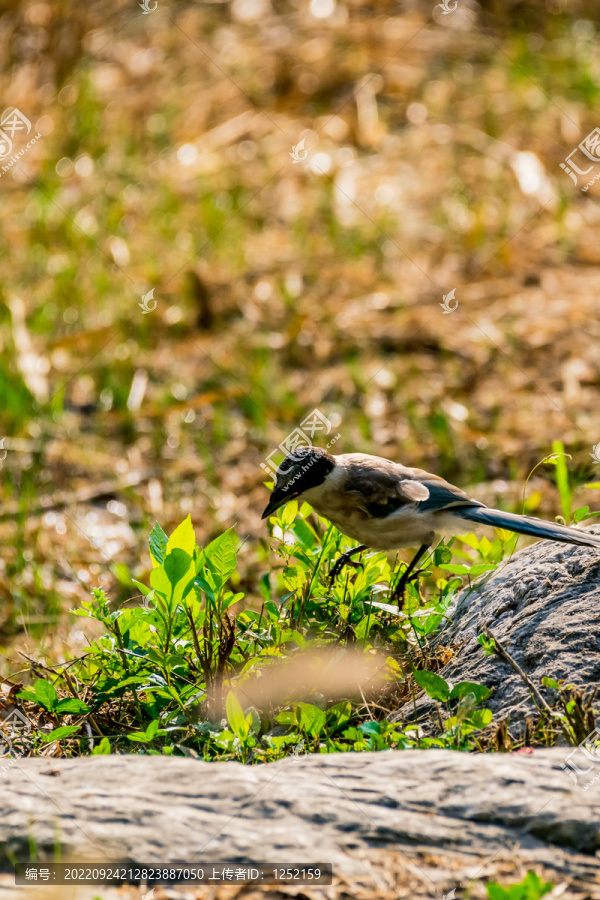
395,526,600,731
1,751,600,897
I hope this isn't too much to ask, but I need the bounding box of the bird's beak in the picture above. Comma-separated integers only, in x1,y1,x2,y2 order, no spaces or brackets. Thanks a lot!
261,488,299,519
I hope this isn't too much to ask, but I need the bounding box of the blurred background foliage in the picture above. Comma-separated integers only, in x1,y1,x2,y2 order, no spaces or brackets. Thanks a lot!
0,0,599,665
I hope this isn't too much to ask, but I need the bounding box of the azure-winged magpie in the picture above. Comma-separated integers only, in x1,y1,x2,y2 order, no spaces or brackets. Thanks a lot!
261,447,600,604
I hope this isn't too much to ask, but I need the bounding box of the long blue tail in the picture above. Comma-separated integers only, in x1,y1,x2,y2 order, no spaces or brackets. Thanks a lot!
459,506,600,549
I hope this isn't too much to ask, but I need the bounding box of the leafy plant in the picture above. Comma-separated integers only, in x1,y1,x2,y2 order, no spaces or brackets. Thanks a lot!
522,444,600,527
18,679,90,716
12,510,508,761
412,670,493,750
486,870,553,900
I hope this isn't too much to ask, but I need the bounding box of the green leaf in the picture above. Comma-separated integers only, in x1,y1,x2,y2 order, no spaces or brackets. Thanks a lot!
541,676,560,691
226,692,249,738
288,629,307,647
573,505,590,524
291,518,316,551
295,702,326,737
259,572,271,603
358,721,381,735
222,591,245,611
127,731,151,743
573,508,600,523
542,453,562,466
413,670,450,702
479,535,493,558
55,698,91,715
16,690,39,704
245,707,261,735
265,601,281,623
146,719,159,739
151,549,195,607
205,531,237,591
439,564,469,575
456,692,478,720
326,701,352,734
91,737,111,755
433,546,453,565
340,726,365,743
115,676,156,689
521,871,553,899
194,569,218,604
283,566,306,592
164,548,194,589
149,521,168,567
41,725,81,742
469,564,498,577
166,515,197,557
449,682,492,703
34,679,58,711
470,709,493,728
477,633,496,655
278,500,298,529
354,615,374,641
486,870,553,900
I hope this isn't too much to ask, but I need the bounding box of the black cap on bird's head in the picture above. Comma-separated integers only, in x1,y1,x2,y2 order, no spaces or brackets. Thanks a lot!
261,446,335,519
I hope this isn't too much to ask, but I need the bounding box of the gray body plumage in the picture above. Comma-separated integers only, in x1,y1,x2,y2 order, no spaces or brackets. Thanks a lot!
262,449,600,553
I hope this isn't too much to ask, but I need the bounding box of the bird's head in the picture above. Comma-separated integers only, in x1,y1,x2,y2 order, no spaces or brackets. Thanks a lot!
261,446,335,519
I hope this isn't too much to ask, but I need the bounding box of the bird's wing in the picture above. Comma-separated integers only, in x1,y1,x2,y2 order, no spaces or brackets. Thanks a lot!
339,455,485,519
407,467,486,513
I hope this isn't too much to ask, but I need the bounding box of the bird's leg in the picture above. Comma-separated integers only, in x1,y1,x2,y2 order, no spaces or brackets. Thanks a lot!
392,544,430,607
329,545,367,585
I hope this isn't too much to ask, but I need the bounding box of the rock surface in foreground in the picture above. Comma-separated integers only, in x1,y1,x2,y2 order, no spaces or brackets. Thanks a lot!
395,527,600,729
0,750,599,897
